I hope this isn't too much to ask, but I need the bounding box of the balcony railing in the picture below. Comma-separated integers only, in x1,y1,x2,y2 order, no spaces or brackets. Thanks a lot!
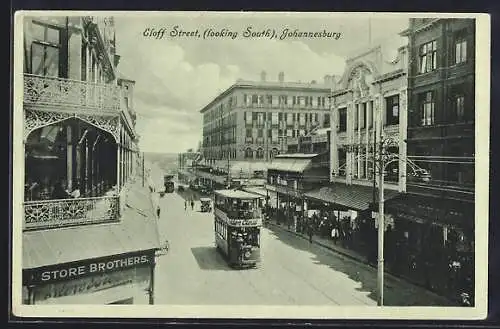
23,195,120,231
24,74,122,112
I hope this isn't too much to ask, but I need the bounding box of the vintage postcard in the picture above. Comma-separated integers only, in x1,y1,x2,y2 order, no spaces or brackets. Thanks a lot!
11,11,490,320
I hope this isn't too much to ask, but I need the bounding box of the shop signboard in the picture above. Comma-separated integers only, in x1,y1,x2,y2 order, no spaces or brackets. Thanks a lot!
23,249,156,286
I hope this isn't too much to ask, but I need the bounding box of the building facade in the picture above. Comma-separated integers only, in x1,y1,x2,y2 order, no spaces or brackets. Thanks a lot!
21,15,161,304
384,18,475,299
200,71,333,164
329,44,409,193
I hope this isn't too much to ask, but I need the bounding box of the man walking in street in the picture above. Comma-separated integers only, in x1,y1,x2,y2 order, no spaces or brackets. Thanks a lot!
184,200,187,211
190,198,195,211
308,223,313,244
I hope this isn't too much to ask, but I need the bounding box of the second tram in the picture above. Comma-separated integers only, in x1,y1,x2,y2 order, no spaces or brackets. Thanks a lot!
213,190,262,268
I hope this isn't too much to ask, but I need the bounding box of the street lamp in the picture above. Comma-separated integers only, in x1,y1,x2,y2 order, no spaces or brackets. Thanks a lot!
374,133,398,306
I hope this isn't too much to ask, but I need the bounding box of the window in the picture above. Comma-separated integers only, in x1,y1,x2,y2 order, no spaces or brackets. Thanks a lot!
246,128,252,137
292,96,297,105
286,129,293,137
256,148,264,159
243,94,248,105
354,104,359,129
385,95,400,126
299,113,306,125
360,103,366,129
419,40,437,73
257,113,265,126
271,112,278,125
267,95,273,104
324,113,331,128
259,95,265,105
279,95,287,105
258,129,263,137
369,101,374,128
338,108,347,132
314,113,319,123
455,30,467,64
286,113,293,125
454,94,465,122
245,148,253,159
30,21,61,77
278,112,283,121
271,129,278,142
251,95,258,105
420,91,435,126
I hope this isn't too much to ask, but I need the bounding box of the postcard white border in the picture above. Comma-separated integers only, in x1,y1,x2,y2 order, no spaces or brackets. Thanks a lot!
11,11,490,320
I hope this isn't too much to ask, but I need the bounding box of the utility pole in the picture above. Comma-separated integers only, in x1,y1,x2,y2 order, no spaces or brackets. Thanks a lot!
376,97,385,307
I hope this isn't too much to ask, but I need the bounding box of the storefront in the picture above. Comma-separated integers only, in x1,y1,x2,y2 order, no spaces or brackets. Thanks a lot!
384,193,475,298
304,183,400,254
23,249,156,305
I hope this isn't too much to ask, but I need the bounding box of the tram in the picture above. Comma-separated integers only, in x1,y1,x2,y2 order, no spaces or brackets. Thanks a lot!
213,189,262,268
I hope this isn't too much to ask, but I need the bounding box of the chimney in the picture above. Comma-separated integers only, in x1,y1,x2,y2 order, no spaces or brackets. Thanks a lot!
278,71,284,83
260,70,267,82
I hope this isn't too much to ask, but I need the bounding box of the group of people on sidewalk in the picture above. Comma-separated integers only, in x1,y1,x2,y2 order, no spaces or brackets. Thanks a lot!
263,204,474,305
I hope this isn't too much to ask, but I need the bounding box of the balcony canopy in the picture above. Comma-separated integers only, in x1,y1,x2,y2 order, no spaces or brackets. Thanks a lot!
23,180,161,269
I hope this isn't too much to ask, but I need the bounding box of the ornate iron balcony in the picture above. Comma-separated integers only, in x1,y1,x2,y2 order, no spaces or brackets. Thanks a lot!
23,74,122,112
23,195,120,231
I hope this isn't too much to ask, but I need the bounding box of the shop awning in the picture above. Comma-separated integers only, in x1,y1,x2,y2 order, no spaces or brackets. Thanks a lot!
23,180,162,270
305,183,400,211
268,158,312,173
384,193,474,229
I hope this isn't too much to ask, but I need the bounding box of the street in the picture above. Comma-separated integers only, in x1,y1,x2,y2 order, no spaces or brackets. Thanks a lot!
152,185,454,306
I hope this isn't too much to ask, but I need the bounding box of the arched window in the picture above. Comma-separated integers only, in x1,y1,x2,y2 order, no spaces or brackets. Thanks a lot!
256,148,264,159
245,148,253,159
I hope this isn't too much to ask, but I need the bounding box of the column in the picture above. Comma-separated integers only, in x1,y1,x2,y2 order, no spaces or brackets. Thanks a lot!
346,100,354,185
399,87,408,192
66,125,73,191
85,138,90,195
116,124,122,189
329,106,338,181
357,103,361,179
365,101,370,179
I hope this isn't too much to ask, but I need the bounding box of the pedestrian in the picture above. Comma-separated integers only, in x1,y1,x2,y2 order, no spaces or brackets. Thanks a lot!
184,200,187,211
156,206,161,218
190,199,194,210
331,226,339,245
308,224,313,244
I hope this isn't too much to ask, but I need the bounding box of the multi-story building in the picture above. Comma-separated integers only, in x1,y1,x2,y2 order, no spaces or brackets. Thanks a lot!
383,18,475,298
200,71,333,162
301,42,408,265
198,71,333,187
21,15,161,304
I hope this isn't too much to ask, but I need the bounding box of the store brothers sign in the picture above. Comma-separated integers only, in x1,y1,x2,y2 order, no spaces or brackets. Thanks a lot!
23,250,155,286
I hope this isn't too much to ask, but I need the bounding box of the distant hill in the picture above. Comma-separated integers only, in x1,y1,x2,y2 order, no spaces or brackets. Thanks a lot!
144,152,178,174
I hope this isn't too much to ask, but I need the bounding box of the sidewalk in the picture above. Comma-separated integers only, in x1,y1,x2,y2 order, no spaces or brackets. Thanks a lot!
265,220,455,304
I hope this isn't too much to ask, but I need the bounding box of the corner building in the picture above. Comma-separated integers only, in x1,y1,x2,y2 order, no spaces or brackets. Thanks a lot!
200,71,333,165
21,15,161,305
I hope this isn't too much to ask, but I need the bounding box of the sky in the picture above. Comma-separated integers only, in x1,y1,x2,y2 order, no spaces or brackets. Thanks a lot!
114,12,409,154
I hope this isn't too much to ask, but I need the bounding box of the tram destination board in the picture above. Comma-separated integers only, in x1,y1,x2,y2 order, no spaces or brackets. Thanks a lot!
227,218,261,226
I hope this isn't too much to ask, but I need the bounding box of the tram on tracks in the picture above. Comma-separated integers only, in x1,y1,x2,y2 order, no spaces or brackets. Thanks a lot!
213,189,262,268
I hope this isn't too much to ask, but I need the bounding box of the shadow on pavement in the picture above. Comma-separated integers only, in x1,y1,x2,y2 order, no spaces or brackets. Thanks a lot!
191,246,233,271
265,226,456,307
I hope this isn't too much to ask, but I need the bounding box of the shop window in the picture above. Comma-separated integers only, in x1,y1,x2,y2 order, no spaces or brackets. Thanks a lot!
419,40,437,74
385,95,400,126
30,21,61,77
